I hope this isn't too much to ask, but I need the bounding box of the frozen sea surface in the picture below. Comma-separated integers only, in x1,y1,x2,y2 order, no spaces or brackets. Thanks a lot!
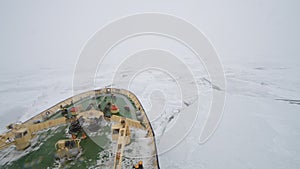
0,59,299,169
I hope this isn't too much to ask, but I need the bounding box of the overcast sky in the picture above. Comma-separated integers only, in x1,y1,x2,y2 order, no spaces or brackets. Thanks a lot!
0,2,300,168
0,0,299,74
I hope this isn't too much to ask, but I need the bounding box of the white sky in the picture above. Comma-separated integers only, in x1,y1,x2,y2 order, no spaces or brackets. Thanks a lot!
0,2,300,168
0,0,299,73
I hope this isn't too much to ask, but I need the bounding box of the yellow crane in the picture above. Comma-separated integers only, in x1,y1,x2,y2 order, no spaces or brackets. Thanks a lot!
110,115,144,169
0,116,67,150
0,110,146,168
0,110,103,151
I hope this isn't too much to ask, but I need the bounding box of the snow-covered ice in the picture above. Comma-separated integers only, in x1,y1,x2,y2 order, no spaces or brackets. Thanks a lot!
1,1,299,168
1,58,299,169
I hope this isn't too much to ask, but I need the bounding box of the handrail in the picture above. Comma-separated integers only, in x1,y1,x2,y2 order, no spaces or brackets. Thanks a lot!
0,88,160,168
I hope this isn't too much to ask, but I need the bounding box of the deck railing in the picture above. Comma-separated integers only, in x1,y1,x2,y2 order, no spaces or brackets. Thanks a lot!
1,87,160,168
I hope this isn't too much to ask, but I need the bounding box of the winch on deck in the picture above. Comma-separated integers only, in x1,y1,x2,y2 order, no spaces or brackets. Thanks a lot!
55,138,81,160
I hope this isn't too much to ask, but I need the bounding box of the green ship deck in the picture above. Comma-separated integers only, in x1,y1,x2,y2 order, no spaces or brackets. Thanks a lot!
0,88,160,169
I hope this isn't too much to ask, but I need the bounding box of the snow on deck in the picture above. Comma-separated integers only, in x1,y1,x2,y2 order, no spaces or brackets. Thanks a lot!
94,128,157,169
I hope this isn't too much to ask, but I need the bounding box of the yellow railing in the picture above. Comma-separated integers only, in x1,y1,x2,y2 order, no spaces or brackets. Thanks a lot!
0,88,160,168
